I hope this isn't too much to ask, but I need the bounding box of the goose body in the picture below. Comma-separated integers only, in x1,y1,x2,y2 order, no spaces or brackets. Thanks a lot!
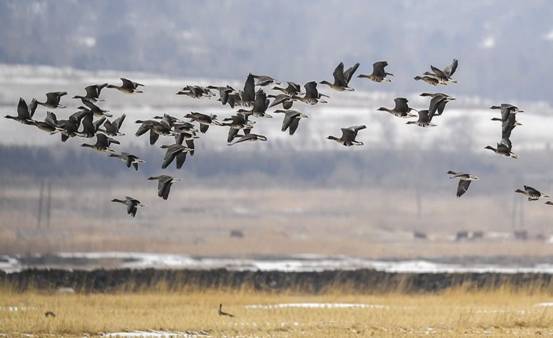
108,78,144,94
327,125,366,146
320,62,359,91
358,61,393,82
37,92,67,108
378,98,417,118
111,196,143,217
109,152,144,170
515,185,550,201
447,171,479,197
148,175,178,200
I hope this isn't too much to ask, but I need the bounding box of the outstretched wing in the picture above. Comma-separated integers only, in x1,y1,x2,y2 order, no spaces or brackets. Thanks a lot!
343,63,360,84
457,179,472,197
332,62,346,86
443,59,458,77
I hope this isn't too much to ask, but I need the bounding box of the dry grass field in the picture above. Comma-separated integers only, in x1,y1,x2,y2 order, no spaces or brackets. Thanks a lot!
2,287,553,337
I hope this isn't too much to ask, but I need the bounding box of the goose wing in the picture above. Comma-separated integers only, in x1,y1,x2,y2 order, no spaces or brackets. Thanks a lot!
393,98,410,113
241,74,255,103
343,62,360,84
372,61,388,77
332,62,347,86
114,114,126,130
443,59,458,77
288,117,300,135
304,81,318,99
17,98,30,119
457,179,472,197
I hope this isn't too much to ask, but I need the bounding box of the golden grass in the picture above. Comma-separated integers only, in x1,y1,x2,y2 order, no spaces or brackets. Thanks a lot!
2,287,553,337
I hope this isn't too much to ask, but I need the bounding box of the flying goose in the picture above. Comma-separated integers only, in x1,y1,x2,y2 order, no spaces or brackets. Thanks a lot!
111,196,143,217
148,175,179,200
32,112,58,134
429,59,459,84
37,92,67,108
101,114,126,136
358,61,393,82
484,138,518,159
377,98,417,118
447,171,479,197
218,304,235,318
414,74,441,86
268,93,294,109
177,85,214,98
274,109,309,135
81,133,120,152
57,110,89,142
406,110,436,127
73,83,108,102
185,112,221,133
297,81,328,105
238,89,271,118
327,125,366,146
107,78,144,94
77,98,112,117
320,62,360,91
79,111,106,138
273,82,301,96
5,98,37,124
222,113,255,143
207,85,240,108
109,152,144,170
228,133,268,146
252,74,279,86
240,74,256,106
135,119,172,145
515,186,550,201
420,93,455,118
160,144,192,169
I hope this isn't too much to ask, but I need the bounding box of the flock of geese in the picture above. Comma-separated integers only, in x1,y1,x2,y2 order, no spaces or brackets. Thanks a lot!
4,59,552,217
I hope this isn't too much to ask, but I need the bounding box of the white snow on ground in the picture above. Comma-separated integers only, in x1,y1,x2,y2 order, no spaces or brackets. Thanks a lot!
5,252,553,274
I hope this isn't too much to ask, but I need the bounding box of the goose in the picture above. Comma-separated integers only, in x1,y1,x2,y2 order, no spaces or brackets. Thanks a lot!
406,110,436,127
414,74,441,86
135,119,172,145
108,152,144,170
57,110,89,142
490,104,523,130
238,89,271,118
107,78,144,93
515,186,550,201
240,74,256,106
358,61,393,82
73,83,108,102
160,144,192,169
273,82,301,96
81,133,119,152
252,74,279,86
111,196,143,217
5,98,37,124
222,114,255,143
420,93,455,118
297,81,328,105
176,85,214,98
79,111,106,138
185,112,221,133
429,59,459,84
44,311,56,318
320,62,359,91
377,98,417,118
228,133,267,145
274,109,309,135
207,85,240,108
484,138,518,159
37,92,67,108
268,93,294,109
148,175,179,200
327,125,366,146
32,113,58,134
218,304,234,318
78,98,112,117
101,114,126,136
173,124,199,148
447,171,479,197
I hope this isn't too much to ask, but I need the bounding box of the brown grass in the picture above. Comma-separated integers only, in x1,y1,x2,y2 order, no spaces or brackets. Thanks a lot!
2,287,553,337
